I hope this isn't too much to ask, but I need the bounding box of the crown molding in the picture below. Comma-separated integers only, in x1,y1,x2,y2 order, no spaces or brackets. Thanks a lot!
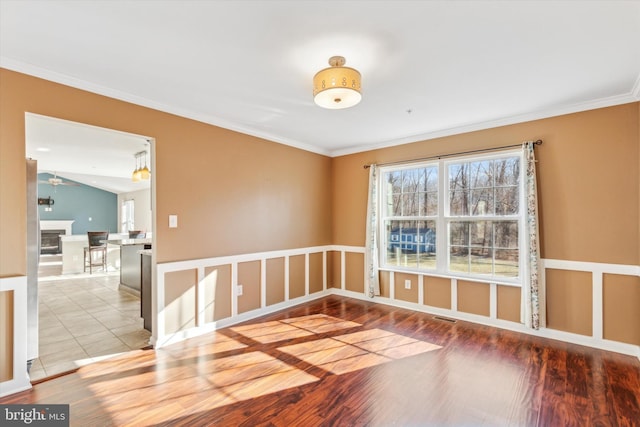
3,57,638,159
330,90,640,157
632,72,640,100
0,57,331,157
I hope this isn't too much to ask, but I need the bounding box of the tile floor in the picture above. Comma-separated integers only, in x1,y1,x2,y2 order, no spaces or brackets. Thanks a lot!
30,255,151,381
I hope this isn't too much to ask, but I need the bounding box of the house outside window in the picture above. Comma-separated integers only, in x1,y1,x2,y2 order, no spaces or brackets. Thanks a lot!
379,150,524,285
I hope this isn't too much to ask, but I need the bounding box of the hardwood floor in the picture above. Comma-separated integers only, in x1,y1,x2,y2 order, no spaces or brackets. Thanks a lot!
2,296,639,426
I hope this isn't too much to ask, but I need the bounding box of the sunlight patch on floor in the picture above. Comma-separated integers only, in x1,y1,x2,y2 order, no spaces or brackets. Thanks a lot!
230,314,361,343
87,314,440,425
279,328,441,375
91,350,318,425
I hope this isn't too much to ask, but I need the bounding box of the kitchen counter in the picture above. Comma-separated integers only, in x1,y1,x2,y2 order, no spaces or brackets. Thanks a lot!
112,239,152,293
105,238,152,246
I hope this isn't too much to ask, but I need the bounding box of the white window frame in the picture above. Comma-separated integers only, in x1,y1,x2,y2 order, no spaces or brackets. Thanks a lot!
121,199,135,233
378,149,525,286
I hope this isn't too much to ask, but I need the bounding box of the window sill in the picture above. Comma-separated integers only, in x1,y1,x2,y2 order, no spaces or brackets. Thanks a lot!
378,266,522,287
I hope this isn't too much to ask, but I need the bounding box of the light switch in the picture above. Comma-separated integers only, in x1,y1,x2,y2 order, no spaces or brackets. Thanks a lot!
169,214,178,228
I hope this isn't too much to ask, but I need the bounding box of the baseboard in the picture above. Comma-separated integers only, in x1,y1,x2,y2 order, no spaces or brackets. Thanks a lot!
328,288,640,359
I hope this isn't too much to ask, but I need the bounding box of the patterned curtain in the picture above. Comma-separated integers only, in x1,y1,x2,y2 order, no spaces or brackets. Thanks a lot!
365,164,381,297
523,141,541,329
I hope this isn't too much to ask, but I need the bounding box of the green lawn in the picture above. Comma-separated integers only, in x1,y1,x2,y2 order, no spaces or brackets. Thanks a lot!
386,253,518,277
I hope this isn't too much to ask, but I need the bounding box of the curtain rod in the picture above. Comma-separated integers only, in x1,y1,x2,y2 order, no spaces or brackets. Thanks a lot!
363,139,542,169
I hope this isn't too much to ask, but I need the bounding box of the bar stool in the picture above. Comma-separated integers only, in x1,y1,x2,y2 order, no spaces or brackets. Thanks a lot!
84,231,108,273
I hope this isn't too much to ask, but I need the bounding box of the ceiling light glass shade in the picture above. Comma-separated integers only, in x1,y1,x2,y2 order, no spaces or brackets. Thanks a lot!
139,166,150,180
132,169,141,182
139,151,151,180
313,56,361,109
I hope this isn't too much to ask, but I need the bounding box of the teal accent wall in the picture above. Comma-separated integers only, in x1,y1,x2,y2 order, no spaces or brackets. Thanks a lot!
38,173,117,235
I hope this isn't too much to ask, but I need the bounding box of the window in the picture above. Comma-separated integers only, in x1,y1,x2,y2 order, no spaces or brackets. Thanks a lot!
121,199,134,233
383,165,438,270
380,150,523,284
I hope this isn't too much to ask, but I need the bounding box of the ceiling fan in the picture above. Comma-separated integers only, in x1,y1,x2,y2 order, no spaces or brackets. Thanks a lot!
38,172,79,187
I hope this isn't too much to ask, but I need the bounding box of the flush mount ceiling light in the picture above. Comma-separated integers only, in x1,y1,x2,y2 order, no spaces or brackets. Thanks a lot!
313,56,361,109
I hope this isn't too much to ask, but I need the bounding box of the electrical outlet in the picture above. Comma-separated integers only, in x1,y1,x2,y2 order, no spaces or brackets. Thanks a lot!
404,279,411,289
237,284,243,296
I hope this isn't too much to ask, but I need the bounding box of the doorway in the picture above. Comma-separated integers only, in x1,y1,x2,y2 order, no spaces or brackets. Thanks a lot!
25,113,156,381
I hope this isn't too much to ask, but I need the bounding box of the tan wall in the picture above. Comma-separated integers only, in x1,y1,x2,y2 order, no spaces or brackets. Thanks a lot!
309,252,324,294
204,265,232,322
0,291,13,382
497,286,521,323
266,258,285,306
394,272,419,303
333,102,640,339
424,276,451,309
238,261,261,314
0,79,27,277
379,271,391,298
328,251,341,288
546,269,593,336
345,252,364,293
164,269,197,334
603,274,640,345
458,280,490,316
289,255,305,299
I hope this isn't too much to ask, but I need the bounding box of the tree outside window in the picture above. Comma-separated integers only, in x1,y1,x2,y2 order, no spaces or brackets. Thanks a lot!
380,151,523,283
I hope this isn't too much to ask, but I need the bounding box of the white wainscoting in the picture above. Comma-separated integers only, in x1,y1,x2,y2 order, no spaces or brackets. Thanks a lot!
152,246,639,359
152,246,336,348
373,256,639,358
0,276,31,397
539,259,640,357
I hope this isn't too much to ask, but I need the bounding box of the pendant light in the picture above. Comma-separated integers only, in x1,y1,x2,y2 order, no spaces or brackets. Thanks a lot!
139,151,150,180
131,150,150,182
131,153,141,182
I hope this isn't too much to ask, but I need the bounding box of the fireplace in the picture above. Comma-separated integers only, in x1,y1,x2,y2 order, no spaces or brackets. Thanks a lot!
39,220,74,255
41,229,65,254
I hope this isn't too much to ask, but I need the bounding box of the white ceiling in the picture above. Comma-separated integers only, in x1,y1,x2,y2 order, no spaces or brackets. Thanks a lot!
3,1,640,184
